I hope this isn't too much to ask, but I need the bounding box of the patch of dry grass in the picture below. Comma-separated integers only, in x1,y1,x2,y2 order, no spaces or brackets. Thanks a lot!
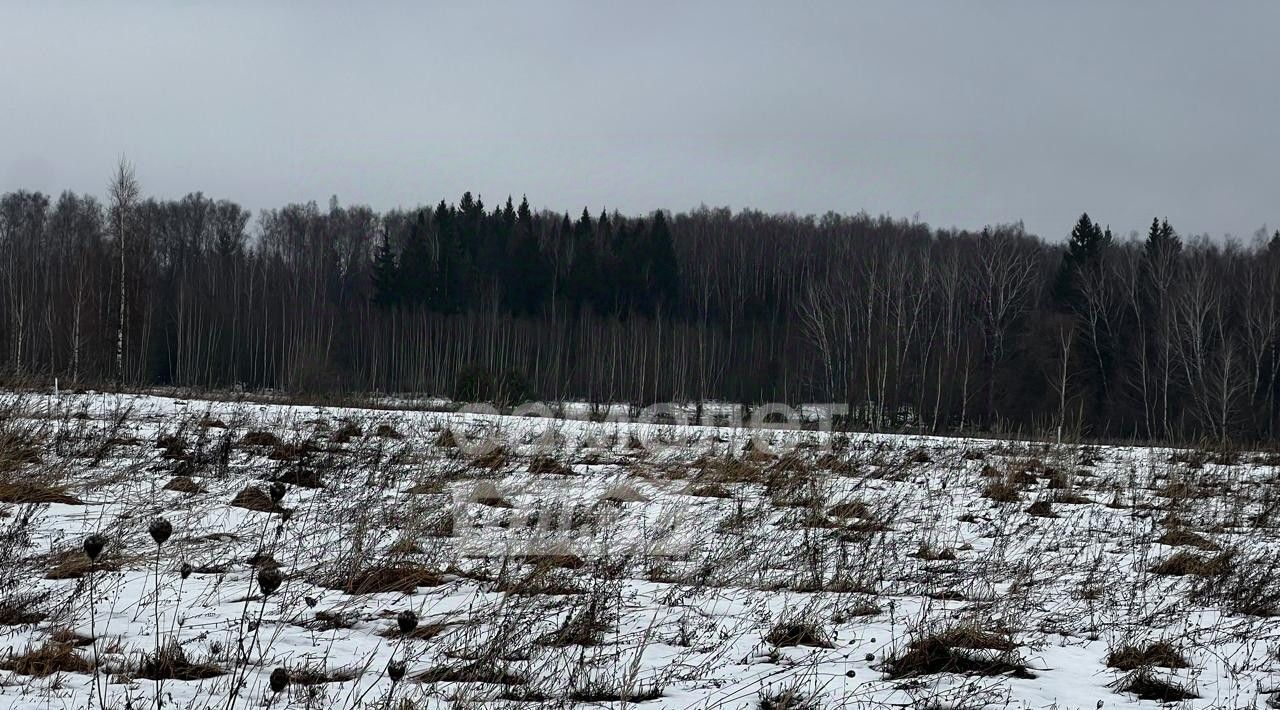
328,564,444,595
1106,641,1189,670
0,640,92,676
0,478,81,505
884,626,1029,679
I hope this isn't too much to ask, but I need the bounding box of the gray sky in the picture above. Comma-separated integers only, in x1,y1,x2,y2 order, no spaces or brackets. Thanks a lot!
3,1,1277,241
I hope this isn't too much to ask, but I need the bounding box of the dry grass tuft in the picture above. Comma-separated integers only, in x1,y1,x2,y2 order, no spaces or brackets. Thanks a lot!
687,482,733,498
698,456,766,485
1157,528,1218,550
1,640,92,676
468,481,512,508
764,618,834,648
497,565,582,596
567,677,664,702
600,484,648,504
135,641,224,680
529,455,574,476
268,441,319,462
1150,550,1232,577
1113,670,1198,702
0,595,46,626
274,465,325,488
331,421,362,444
330,565,443,595
417,663,526,685
239,430,281,447
434,428,456,447
1156,481,1210,499
1026,500,1056,518
883,626,1029,679
539,601,611,647
162,475,205,494
373,423,402,439
981,480,1021,503
229,485,284,512
45,549,124,580
1106,641,1189,670
471,445,510,470
826,500,871,518
915,543,957,561
0,433,41,473
0,478,82,505
290,664,360,685
758,685,822,710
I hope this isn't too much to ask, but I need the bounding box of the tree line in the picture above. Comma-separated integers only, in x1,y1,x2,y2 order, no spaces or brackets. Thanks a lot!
1,162,1278,444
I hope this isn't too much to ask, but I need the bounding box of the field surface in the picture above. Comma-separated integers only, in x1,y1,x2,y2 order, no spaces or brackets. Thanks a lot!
1,393,1279,709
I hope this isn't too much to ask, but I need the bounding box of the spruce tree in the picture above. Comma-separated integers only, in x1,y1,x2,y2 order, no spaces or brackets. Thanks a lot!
569,207,600,312
398,211,434,307
1145,217,1181,258
433,199,471,313
371,227,399,307
649,211,679,313
504,196,549,315
1053,212,1106,310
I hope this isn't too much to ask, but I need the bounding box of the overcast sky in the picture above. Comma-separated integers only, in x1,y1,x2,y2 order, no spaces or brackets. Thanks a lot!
2,2,1277,241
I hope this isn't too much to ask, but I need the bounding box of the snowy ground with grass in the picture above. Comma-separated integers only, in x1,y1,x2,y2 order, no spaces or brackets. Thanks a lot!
1,391,1279,709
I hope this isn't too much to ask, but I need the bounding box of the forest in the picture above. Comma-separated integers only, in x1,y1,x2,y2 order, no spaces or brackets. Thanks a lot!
1,163,1278,444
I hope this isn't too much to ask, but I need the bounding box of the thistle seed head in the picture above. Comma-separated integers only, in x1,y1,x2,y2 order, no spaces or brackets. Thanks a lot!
83,534,107,562
148,517,173,546
257,567,282,596
269,667,289,693
387,660,406,683
397,609,418,635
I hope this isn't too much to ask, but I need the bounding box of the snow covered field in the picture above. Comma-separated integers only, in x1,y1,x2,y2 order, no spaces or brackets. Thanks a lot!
1,392,1279,709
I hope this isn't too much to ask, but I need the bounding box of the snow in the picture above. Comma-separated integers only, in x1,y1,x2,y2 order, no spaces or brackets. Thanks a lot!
0,391,1277,708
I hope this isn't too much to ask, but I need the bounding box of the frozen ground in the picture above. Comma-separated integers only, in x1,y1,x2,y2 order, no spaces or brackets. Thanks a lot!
1,392,1279,709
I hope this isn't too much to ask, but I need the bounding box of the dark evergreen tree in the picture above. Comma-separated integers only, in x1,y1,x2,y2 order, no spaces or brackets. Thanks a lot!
398,211,434,306
648,211,680,312
1145,217,1180,258
432,200,472,312
504,196,549,315
568,207,600,312
1053,212,1107,310
371,227,399,308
